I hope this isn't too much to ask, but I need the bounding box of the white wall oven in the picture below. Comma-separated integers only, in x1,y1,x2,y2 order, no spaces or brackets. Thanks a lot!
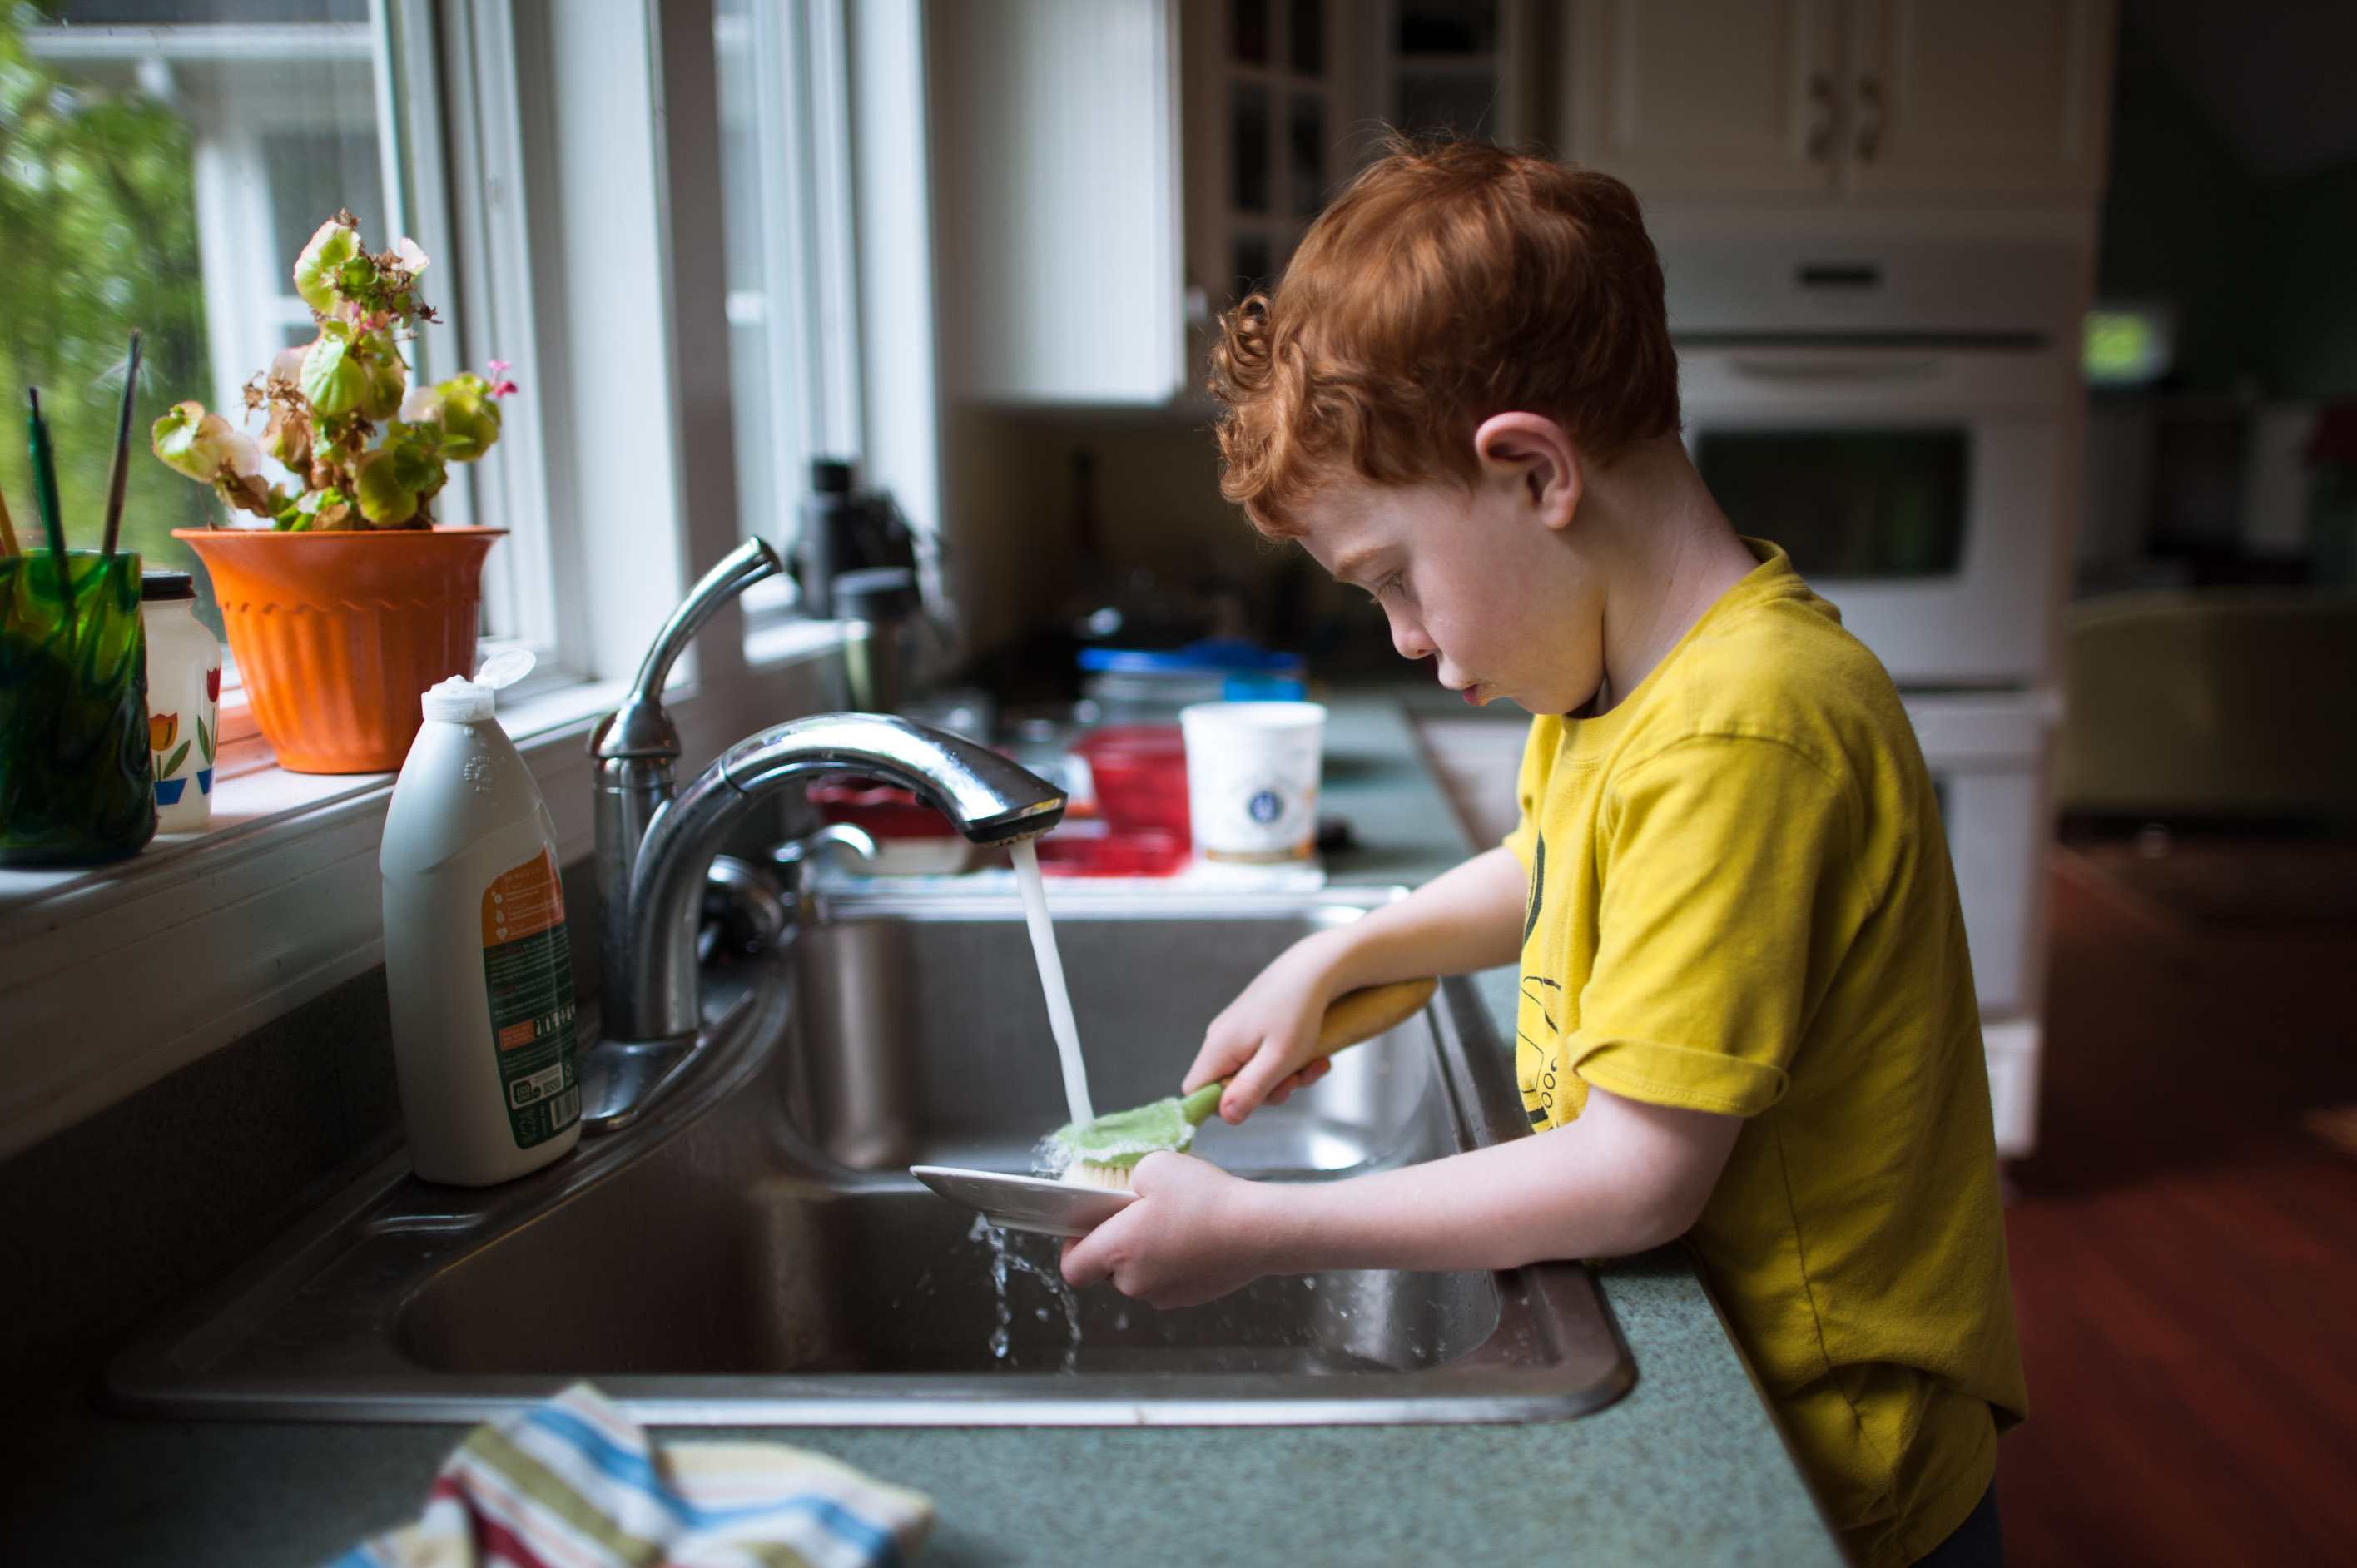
1681,345,2071,687
1668,241,2084,1156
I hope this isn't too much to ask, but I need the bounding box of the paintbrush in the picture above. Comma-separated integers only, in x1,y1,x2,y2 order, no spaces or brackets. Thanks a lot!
26,389,67,565
101,329,141,558
26,388,75,636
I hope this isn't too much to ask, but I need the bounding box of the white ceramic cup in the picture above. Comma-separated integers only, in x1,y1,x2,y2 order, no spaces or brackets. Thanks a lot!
1179,701,1327,863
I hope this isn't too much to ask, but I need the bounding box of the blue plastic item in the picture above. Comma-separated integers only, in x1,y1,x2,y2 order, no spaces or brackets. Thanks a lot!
1077,638,1306,677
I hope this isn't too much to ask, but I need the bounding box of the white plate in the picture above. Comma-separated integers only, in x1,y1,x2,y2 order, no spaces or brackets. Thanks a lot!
910,1164,1135,1238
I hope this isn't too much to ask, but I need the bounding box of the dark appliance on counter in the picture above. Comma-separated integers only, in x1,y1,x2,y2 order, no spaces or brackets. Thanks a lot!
795,459,918,619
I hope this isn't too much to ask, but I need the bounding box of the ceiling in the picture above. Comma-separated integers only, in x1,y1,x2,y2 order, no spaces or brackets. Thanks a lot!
2125,0,2357,182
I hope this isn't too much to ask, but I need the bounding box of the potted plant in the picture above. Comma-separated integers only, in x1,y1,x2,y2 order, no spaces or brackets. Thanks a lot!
152,211,515,773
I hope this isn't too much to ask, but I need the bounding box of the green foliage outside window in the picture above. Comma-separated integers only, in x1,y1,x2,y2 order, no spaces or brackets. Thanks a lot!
0,5,214,576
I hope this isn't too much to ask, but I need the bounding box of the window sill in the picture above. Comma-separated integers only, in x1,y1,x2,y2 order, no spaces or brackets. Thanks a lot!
0,633,844,1165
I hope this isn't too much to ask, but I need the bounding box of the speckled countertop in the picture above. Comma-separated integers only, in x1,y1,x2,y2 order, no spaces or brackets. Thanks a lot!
2,697,1839,1567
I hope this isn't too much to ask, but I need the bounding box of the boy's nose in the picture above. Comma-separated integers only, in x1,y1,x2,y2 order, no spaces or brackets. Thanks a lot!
1385,610,1434,662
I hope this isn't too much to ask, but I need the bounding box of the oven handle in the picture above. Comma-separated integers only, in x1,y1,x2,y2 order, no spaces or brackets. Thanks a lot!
1726,356,1946,383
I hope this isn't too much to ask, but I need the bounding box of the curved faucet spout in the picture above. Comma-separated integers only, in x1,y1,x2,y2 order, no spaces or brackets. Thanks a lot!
597,537,785,765
717,714,1066,846
605,713,1066,1048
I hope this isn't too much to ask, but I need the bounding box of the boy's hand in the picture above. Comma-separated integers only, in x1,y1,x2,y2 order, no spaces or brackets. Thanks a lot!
1182,935,1346,1123
1059,1153,1272,1308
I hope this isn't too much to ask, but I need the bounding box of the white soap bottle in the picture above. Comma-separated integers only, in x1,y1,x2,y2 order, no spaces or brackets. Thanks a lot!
380,668,581,1185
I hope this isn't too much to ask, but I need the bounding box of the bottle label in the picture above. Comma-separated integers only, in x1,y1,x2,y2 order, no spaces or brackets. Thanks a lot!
480,847,580,1148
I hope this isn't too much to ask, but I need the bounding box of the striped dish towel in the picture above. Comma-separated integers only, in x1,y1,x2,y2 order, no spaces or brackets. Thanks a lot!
330,1382,932,1568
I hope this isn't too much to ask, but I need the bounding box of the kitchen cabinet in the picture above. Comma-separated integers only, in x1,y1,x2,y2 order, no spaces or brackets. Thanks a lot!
1184,1,1551,322
931,0,1186,404
1566,0,2116,201
937,0,1555,408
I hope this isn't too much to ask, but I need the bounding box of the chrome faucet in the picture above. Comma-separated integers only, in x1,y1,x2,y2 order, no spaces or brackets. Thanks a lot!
588,538,786,968
582,540,1066,1129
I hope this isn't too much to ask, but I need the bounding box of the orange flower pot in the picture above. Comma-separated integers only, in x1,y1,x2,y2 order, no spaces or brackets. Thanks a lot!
174,527,504,774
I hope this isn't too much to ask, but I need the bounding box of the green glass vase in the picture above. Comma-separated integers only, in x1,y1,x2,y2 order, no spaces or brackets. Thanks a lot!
0,551,158,866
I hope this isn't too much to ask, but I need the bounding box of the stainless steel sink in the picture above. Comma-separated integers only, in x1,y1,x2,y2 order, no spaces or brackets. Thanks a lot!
108,888,1633,1426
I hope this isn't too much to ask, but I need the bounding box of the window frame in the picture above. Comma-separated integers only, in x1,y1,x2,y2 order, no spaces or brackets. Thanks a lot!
0,0,960,1164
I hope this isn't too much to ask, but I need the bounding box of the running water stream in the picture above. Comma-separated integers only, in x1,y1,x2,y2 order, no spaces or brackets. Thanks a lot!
972,840,1095,1371
1010,838,1094,1126
971,1213,1083,1372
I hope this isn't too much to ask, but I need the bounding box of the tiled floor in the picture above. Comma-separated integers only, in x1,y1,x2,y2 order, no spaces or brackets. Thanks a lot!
1997,846,2357,1566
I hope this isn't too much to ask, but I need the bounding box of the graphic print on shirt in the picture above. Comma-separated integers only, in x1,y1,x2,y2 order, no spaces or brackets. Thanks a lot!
1517,831,1565,1130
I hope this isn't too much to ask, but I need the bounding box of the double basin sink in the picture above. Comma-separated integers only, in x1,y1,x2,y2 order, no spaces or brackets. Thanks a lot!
109,887,1632,1426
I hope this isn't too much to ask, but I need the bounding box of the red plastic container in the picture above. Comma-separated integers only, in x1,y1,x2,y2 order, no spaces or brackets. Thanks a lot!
806,781,955,837
1074,725,1190,836
1035,825,1189,877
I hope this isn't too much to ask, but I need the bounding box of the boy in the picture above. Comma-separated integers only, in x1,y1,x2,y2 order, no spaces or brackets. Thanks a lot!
1059,141,2026,1568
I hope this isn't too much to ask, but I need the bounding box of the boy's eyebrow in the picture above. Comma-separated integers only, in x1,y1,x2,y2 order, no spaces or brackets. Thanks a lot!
1329,547,1385,587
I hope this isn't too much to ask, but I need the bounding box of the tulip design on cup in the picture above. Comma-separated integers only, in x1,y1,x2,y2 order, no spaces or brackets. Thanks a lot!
147,707,213,809
150,712,186,784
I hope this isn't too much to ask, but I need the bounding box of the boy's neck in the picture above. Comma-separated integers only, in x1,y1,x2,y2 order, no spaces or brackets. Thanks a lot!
1571,435,1759,716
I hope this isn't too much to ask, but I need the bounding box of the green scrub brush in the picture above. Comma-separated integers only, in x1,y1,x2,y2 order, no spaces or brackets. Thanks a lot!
1044,978,1438,1190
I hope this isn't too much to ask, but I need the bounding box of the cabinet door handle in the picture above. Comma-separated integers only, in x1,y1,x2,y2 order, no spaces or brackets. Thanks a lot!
1806,72,1835,161
1855,74,1883,163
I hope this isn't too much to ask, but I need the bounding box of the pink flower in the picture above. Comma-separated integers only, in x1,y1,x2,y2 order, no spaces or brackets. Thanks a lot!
484,359,519,399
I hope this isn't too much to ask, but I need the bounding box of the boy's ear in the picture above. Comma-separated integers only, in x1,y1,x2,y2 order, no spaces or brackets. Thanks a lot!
1472,413,1583,532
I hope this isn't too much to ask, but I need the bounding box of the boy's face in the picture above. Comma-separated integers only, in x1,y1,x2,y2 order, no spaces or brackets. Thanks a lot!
1288,469,1605,716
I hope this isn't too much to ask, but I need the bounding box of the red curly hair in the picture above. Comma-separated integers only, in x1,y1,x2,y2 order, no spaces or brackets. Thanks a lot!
1211,139,1680,535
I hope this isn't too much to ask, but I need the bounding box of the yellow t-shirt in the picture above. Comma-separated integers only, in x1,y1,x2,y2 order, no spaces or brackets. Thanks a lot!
1504,543,2027,1568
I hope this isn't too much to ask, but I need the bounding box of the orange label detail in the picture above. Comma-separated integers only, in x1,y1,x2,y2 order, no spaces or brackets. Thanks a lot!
498,1020,538,1051
481,849,566,949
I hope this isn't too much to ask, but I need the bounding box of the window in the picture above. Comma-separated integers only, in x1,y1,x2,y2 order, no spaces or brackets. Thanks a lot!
3,2,394,596
2,0,557,662
712,0,865,633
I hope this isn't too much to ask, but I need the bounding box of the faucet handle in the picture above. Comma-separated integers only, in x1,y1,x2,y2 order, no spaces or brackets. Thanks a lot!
594,537,785,762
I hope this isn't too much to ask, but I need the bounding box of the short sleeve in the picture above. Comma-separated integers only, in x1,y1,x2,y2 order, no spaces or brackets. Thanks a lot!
1567,734,1871,1118
1501,716,1551,868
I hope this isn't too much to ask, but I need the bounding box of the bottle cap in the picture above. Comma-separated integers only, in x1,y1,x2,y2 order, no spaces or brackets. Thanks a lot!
418,648,535,724
473,647,536,689
420,675,495,723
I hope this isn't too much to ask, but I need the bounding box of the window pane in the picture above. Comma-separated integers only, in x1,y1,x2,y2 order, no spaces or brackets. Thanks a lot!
1697,430,1972,579
712,0,861,577
1232,232,1273,304
1288,92,1325,219
713,0,781,551
1289,0,1324,76
1397,67,1496,140
3,1,394,592
1231,82,1270,214
1231,0,1268,64
1398,0,1496,54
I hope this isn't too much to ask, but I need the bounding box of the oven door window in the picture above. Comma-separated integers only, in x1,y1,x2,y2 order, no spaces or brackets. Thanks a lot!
1696,430,1971,579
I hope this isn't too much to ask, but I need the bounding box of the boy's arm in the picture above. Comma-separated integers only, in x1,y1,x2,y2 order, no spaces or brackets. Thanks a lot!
1184,845,1529,1122
1062,1084,1742,1308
